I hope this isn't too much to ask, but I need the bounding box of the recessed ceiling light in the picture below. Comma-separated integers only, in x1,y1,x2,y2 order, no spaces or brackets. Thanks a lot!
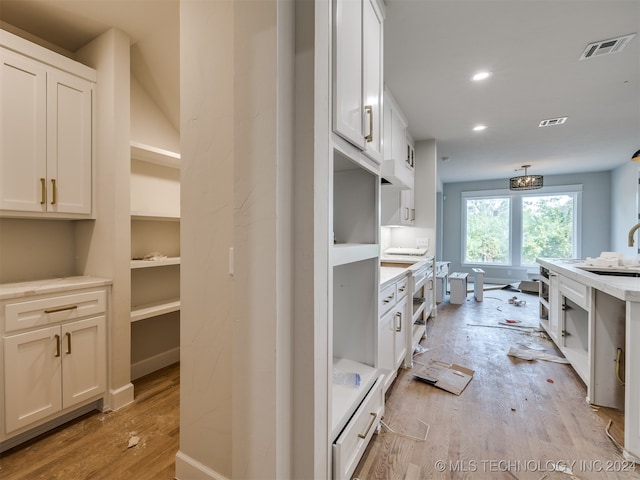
473,125,487,131
472,71,492,81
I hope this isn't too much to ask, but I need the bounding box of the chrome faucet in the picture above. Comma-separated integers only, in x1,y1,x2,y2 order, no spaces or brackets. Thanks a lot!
628,223,640,247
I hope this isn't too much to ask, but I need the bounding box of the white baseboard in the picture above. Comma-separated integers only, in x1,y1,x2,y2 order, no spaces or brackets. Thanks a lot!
109,382,135,411
130,346,180,380
175,450,230,480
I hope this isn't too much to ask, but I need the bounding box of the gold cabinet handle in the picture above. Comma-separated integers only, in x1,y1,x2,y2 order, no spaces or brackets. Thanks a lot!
51,179,57,205
44,304,78,314
54,334,61,357
364,105,373,143
66,332,72,354
358,412,377,439
40,178,46,205
395,312,402,332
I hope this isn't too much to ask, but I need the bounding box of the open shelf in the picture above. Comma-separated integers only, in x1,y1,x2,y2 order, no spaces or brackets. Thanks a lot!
563,347,589,385
412,297,426,321
131,141,180,168
131,212,180,221
131,257,181,269
131,299,181,323
331,357,379,438
331,243,379,267
412,322,426,351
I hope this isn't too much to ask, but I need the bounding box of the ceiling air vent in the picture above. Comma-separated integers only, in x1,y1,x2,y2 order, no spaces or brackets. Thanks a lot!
579,34,636,60
539,117,567,128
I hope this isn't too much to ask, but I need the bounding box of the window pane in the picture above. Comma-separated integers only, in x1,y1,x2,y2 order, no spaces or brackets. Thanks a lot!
465,197,510,264
522,194,574,264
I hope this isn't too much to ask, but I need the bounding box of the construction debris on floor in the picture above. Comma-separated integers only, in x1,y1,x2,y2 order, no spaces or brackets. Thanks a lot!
412,359,474,395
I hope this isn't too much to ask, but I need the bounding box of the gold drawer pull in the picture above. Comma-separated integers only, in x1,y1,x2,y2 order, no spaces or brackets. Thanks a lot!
40,178,46,205
358,412,377,439
44,304,78,314
51,179,57,205
66,332,72,354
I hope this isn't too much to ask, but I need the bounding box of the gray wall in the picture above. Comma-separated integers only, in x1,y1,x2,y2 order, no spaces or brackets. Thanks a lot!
442,171,611,283
611,161,639,255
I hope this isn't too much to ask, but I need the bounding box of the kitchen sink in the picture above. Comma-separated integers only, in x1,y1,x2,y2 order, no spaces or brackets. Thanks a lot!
575,265,640,277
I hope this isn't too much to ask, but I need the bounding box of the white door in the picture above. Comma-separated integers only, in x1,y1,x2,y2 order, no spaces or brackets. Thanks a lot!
362,0,383,163
47,68,93,215
0,49,47,212
4,326,62,433
333,0,364,149
62,316,106,408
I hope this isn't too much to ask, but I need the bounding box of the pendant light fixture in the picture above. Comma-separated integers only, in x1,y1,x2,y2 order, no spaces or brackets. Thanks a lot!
509,165,543,191
632,149,640,162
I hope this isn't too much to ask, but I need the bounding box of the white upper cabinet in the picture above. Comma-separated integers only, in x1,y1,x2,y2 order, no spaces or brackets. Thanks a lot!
381,87,413,190
333,0,384,164
0,31,95,218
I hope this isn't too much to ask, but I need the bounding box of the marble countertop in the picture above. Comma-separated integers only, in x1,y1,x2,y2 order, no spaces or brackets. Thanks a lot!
538,258,640,302
0,276,112,300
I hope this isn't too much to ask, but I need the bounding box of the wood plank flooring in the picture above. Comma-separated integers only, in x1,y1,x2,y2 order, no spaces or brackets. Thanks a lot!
0,287,637,480
0,363,180,480
353,287,637,480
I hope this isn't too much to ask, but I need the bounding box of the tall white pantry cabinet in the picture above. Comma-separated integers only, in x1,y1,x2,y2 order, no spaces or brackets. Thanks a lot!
330,0,385,478
0,36,94,218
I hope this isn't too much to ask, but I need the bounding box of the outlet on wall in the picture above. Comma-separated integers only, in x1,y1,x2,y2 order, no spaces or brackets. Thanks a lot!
416,237,429,248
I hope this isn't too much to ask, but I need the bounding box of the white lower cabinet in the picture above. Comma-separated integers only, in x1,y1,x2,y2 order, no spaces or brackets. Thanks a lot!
332,377,384,480
378,275,409,392
1,282,108,444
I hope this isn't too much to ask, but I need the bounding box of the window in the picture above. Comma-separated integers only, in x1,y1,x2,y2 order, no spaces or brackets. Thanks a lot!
463,186,581,268
522,194,575,265
464,196,511,264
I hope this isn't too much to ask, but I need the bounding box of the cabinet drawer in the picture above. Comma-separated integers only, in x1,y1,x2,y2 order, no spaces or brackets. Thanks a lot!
4,290,106,333
396,276,409,300
559,276,589,310
379,284,396,316
333,377,384,480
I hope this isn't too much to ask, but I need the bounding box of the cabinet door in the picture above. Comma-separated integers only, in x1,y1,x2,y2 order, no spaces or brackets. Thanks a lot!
61,315,106,408
394,297,408,369
4,326,62,433
47,68,93,215
362,0,383,163
333,0,364,149
0,48,47,212
401,189,414,225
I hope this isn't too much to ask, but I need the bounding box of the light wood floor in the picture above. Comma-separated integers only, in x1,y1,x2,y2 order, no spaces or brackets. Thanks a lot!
353,287,636,480
0,363,180,480
0,288,637,480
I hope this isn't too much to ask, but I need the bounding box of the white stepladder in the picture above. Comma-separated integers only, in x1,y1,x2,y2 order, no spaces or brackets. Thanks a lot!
472,267,484,302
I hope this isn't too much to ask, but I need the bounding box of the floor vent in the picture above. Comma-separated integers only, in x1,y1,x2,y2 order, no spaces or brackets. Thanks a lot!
579,34,636,60
539,117,567,128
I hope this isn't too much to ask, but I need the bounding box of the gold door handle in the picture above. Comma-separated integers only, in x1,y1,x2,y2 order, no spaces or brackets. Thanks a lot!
66,332,72,354
40,178,46,205
364,105,373,143
44,304,78,314
51,179,57,205
54,334,61,357
358,412,377,439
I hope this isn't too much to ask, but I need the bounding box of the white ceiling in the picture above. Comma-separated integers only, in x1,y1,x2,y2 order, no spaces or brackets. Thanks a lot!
1,1,638,184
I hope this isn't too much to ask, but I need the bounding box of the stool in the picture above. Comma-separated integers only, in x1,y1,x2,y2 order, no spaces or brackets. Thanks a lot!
436,272,447,304
449,272,468,305
472,268,485,302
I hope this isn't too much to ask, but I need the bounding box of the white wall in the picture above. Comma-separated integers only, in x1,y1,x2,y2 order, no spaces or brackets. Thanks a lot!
177,1,234,478
611,161,639,255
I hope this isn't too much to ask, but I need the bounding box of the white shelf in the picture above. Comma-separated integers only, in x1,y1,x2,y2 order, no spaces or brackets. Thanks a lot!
131,257,181,269
412,322,426,351
331,357,378,438
131,299,181,323
563,347,589,385
331,243,379,266
412,297,426,321
130,141,180,168
131,212,180,221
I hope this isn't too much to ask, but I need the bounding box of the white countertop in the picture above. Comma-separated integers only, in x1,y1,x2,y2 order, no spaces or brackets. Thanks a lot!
0,276,112,300
538,258,640,302
380,257,432,288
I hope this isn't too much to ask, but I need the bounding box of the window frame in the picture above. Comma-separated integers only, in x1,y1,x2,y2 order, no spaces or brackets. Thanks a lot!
461,185,582,269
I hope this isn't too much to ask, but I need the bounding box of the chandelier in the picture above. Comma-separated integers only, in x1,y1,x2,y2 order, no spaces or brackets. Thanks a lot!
509,165,543,191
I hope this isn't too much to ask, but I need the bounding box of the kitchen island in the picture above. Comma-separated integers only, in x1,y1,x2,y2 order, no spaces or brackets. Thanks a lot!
537,258,640,462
